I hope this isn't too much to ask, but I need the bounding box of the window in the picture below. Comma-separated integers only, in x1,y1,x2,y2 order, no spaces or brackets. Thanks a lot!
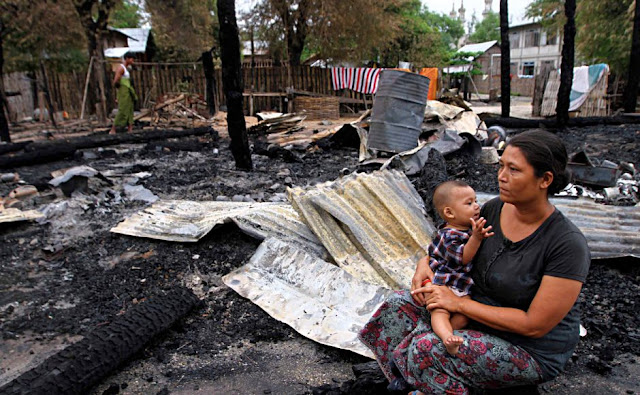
524,29,540,47
547,32,558,45
509,33,520,48
522,61,535,76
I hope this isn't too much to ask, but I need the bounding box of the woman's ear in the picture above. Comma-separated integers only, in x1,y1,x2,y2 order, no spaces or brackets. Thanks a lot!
539,171,554,190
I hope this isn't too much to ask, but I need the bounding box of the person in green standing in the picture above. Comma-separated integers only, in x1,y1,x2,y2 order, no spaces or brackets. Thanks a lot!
110,52,137,134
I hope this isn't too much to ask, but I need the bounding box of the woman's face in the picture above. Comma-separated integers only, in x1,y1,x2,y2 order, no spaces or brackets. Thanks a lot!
498,145,548,204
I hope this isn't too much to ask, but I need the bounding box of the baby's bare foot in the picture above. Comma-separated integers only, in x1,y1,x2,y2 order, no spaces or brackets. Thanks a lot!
444,335,464,356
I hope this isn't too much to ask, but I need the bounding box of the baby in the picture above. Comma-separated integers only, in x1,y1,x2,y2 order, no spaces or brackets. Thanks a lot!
420,180,494,355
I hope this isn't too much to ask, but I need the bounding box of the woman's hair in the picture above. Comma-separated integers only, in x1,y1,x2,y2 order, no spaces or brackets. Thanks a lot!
123,52,135,60
506,130,570,195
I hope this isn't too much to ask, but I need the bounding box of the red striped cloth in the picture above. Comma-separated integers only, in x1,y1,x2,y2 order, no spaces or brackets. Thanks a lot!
331,67,382,94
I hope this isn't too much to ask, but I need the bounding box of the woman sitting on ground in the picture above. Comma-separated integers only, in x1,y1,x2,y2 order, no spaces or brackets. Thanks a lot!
359,130,590,393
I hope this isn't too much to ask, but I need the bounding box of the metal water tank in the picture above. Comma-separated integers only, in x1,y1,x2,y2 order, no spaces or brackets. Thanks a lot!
368,70,430,153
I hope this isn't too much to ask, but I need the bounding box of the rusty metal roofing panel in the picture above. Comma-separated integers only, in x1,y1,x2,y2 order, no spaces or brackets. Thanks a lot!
110,200,327,257
0,208,44,224
288,170,436,289
223,238,391,358
477,193,640,259
368,70,431,153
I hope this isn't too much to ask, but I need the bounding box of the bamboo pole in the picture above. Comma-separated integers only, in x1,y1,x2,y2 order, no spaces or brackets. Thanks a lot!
80,56,95,120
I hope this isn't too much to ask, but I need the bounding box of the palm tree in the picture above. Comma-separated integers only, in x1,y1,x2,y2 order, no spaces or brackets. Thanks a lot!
500,0,510,117
623,0,639,113
557,0,576,126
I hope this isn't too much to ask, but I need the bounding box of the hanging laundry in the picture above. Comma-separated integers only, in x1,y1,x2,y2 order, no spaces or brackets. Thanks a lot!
331,67,382,94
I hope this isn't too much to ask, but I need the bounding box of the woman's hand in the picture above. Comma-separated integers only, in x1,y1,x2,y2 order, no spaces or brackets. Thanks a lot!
423,284,462,313
411,255,433,306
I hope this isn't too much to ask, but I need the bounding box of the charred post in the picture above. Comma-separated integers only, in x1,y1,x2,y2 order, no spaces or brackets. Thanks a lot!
623,0,640,113
500,0,510,118
0,19,10,143
557,0,576,127
217,0,253,171
202,50,218,116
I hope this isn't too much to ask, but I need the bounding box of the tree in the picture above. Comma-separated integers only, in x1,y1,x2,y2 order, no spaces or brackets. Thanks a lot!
500,0,510,117
469,11,500,43
251,0,410,66
557,0,577,126
110,0,142,28
217,0,252,170
147,0,218,61
377,1,458,67
623,0,640,112
527,0,635,75
72,0,119,122
1,0,86,72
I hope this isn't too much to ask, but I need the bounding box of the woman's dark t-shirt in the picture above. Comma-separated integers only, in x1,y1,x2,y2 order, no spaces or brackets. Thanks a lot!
471,198,590,381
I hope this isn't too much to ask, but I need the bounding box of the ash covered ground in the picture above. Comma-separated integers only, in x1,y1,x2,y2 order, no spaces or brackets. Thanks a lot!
0,122,639,394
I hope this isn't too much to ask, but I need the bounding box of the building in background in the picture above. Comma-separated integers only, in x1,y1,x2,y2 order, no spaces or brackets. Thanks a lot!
509,21,562,77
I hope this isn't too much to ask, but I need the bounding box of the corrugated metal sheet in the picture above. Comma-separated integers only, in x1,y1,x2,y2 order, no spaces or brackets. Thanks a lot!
0,208,44,224
288,170,436,289
223,238,391,358
110,200,327,257
477,193,640,259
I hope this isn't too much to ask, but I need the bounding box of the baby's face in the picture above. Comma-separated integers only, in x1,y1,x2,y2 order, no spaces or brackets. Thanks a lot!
448,186,480,226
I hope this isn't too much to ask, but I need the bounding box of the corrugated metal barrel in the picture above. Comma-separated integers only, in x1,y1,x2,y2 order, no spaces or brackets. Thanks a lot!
368,70,430,153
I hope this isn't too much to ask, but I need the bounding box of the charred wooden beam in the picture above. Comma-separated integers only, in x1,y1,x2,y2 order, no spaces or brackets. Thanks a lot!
0,127,216,169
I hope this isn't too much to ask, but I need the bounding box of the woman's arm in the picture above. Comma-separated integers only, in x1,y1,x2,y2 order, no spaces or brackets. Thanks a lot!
422,275,582,338
113,66,124,87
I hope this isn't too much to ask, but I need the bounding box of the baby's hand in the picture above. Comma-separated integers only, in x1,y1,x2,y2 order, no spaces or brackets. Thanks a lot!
470,217,494,240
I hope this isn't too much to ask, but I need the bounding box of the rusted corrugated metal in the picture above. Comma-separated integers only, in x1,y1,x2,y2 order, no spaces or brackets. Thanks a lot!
110,200,327,257
477,193,640,259
0,208,44,224
223,238,391,358
288,170,436,289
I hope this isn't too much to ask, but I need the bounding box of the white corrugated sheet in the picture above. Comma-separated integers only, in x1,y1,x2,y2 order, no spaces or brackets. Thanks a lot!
110,200,327,257
223,238,392,358
477,193,640,259
0,208,44,224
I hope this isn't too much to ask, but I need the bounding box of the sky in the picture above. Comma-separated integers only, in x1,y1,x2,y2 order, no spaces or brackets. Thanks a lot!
422,0,534,26
236,1,535,27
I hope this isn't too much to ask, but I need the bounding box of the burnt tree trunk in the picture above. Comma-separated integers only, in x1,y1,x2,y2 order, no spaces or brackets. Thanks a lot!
275,0,309,67
623,0,640,113
557,0,576,127
73,0,114,122
0,20,10,142
202,50,218,116
500,0,510,118
217,0,253,170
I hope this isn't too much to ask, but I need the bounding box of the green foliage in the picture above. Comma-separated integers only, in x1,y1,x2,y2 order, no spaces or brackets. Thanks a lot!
1,0,87,72
468,11,500,43
576,0,634,74
526,0,635,74
110,0,142,28
447,51,484,76
378,1,464,67
146,0,218,61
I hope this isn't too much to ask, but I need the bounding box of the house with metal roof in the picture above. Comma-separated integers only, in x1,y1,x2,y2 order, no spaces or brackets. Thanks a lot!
103,27,155,61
